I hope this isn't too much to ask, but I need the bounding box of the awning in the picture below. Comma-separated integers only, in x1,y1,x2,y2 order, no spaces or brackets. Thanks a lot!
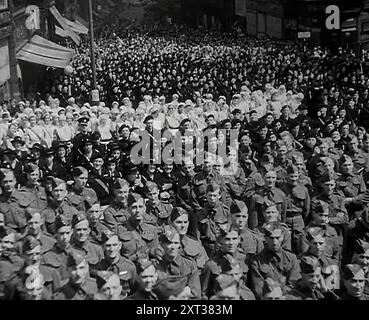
65,18,88,35
50,5,81,45
16,35,74,69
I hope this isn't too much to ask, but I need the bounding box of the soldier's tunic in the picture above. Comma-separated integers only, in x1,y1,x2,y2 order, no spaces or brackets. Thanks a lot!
154,254,201,300
248,186,287,229
71,239,104,269
53,277,97,300
280,182,310,254
103,201,130,229
200,250,248,299
67,186,98,212
250,247,301,299
198,202,231,256
42,201,79,235
93,255,138,296
121,217,159,258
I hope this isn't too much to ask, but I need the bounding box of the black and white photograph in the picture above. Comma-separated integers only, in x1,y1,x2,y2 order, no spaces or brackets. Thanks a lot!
0,0,369,302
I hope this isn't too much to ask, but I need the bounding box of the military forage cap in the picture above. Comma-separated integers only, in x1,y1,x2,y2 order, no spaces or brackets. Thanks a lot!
318,171,335,184
101,229,117,243
112,178,129,190
230,200,248,215
160,225,178,243
170,207,188,222
311,199,329,214
262,278,281,296
72,166,87,177
96,271,116,289
25,208,42,221
263,222,283,237
305,227,325,242
300,255,320,274
206,183,220,193
23,163,39,174
136,258,154,274
22,235,41,252
214,274,236,292
353,239,369,254
339,154,353,166
127,192,143,207
71,212,88,228
67,251,87,267
54,215,71,231
342,264,365,280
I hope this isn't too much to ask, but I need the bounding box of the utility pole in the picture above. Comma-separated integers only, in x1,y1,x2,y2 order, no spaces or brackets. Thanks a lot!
88,0,99,103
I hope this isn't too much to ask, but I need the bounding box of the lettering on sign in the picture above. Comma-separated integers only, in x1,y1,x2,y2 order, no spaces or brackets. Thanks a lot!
0,0,8,11
325,5,340,30
25,5,40,31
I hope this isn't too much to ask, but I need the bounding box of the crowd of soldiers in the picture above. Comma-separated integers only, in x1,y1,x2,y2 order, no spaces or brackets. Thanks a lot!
1,24,369,300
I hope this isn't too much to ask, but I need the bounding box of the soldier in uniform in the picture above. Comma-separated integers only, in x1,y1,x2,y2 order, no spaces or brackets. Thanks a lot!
126,258,158,300
200,224,248,300
351,240,369,299
41,178,79,235
262,278,285,300
336,155,367,220
280,165,310,255
230,200,264,257
249,222,301,299
303,200,341,265
0,170,29,235
144,181,172,228
43,215,74,281
93,230,137,297
94,271,125,300
285,256,339,300
153,226,201,300
197,183,232,256
4,236,61,299
300,227,340,290
19,163,48,211
346,135,369,175
256,202,292,252
313,172,348,257
71,213,104,270
222,258,256,300
248,170,287,230
192,156,231,210
339,264,368,300
175,158,199,238
169,207,208,271
53,251,98,300
21,208,55,254
85,202,110,244
103,178,130,229
209,274,240,300
120,193,159,259
71,117,91,163
67,166,98,212
0,228,24,298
